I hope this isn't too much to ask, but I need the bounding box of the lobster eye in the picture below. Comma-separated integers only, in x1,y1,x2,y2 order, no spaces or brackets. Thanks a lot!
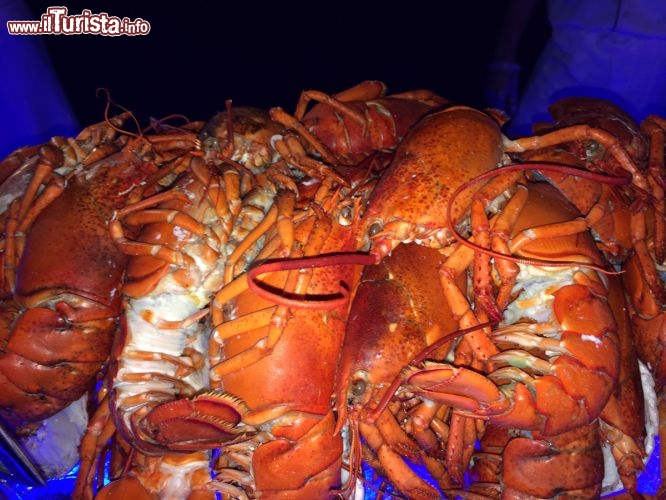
584,140,601,159
201,135,219,152
351,379,366,397
338,206,352,226
348,371,370,405
368,220,383,237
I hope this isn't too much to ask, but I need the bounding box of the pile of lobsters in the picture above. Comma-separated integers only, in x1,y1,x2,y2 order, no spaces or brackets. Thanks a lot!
0,80,663,499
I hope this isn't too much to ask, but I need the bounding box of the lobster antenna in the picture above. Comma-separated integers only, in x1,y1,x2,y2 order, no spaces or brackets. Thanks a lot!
445,162,630,276
141,114,194,135
222,99,235,159
246,255,377,310
204,99,253,177
96,88,141,139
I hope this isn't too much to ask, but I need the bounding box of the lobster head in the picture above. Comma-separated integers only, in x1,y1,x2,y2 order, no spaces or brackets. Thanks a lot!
360,106,506,258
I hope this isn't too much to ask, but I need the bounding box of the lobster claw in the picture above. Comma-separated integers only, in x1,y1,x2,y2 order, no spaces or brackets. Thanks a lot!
1,305,115,426
135,391,250,451
403,362,509,415
252,411,343,496
501,424,604,498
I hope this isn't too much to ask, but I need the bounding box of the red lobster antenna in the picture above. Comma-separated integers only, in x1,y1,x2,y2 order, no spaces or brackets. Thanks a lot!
247,253,378,310
445,162,631,275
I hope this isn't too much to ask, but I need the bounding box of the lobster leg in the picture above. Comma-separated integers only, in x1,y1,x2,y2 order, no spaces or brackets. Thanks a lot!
439,179,528,368
444,412,479,486
468,171,525,321
269,108,341,166
73,394,116,499
487,185,524,310
14,160,64,230
357,410,441,500
270,132,348,186
295,81,387,118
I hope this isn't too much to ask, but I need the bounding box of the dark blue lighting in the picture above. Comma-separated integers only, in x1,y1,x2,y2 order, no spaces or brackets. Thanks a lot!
638,435,661,496
0,437,660,498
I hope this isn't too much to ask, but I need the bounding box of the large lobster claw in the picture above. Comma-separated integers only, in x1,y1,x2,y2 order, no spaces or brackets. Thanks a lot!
131,391,251,451
502,424,604,498
1,305,115,425
251,411,342,497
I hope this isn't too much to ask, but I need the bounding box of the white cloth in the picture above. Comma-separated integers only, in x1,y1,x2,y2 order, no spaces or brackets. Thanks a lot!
509,0,666,136
0,0,79,157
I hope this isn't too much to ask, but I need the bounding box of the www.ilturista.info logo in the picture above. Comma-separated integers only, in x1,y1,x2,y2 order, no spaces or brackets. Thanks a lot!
6,6,151,36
